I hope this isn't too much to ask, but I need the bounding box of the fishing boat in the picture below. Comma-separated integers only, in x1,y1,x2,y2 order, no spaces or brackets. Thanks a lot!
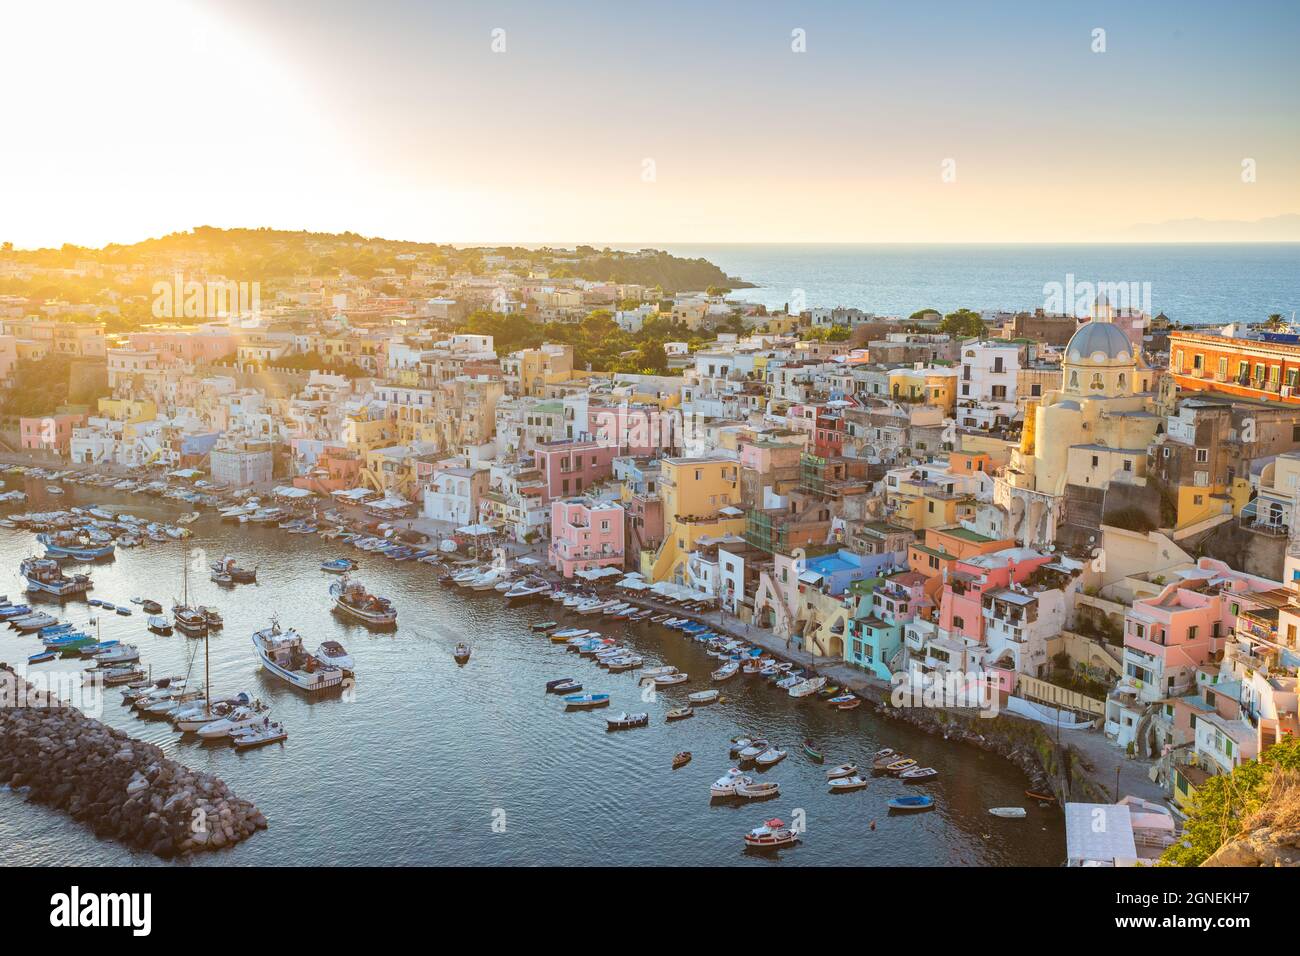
735,780,781,800
140,599,162,615
93,644,140,665
827,693,856,706
329,576,397,627
654,672,688,686
606,711,649,730
210,555,257,583
872,751,907,771
827,775,869,792
687,689,720,705
672,751,692,769
97,665,147,686
887,795,935,813
320,557,356,574
988,807,1027,819
252,619,345,693
201,606,223,629
742,818,798,850
230,718,288,749
562,693,610,709
665,705,693,721
836,697,862,711
316,640,355,674
550,679,582,694
545,677,576,692
825,763,858,780
788,676,828,698
36,531,114,561
900,767,938,782
505,577,551,604
27,650,56,664
885,758,917,776
21,556,93,597
802,739,824,762
453,643,471,664
638,665,678,680
711,661,739,682
710,768,751,798
173,551,207,636
753,747,787,767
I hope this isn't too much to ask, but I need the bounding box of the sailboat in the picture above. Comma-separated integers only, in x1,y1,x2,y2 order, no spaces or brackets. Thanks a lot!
172,604,266,734
173,551,208,636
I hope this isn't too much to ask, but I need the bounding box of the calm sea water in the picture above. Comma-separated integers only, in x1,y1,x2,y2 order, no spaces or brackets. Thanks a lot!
657,243,1300,326
0,482,1064,866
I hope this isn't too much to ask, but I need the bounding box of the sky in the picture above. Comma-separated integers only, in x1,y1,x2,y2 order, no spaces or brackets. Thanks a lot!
2,0,1298,248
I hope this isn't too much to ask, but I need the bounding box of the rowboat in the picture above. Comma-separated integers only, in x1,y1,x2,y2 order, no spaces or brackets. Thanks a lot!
753,747,787,767
531,621,558,632
827,775,869,792
734,780,781,800
665,706,693,721
989,807,1027,819
545,677,576,692
606,711,649,730
672,751,692,769
27,650,56,664
737,739,768,761
900,767,938,782
1025,790,1056,803
710,662,739,682
825,763,858,780
453,643,471,664
887,795,934,813
802,739,824,762
563,693,610,709
836,698,862,711
743,818,798,850
885,758,917,775
827,694,856,706
550,679,582,694
687,689,720,705
654,672,688,686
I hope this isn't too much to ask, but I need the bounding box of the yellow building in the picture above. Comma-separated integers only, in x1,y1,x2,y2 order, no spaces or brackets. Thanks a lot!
887,367,957,415
97,397,157,423
644,454,745,583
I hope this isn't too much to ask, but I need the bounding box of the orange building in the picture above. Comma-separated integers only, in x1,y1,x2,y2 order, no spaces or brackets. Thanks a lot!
1170,331,1300,403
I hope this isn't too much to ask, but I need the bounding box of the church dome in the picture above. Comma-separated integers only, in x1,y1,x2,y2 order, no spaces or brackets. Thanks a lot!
1065,321,1133,365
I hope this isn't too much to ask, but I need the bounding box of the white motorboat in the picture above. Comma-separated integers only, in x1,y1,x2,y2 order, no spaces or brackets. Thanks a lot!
789,676,828,698
315,640,354,674
737,739,769,761
710,768,752,798
989,807,1027,819
687,689,720,704
828,775,869,792
93,644,140,665
653,672,688,686
196,705,267,740
743,818,798,850
735,780,781,800
505,578,550,604
638,665,677,680
711,661,739,682
252,619,345,692
826,763,858,780
230,718,288,749
576,598,614,615
753,747,788,767
472,567,509,591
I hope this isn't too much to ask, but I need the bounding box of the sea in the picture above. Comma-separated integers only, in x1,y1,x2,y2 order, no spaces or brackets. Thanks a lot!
654,243,1300,326
0,482,1064,867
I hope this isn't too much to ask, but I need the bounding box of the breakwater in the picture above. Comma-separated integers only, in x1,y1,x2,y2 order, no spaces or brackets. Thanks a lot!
0,664,266,858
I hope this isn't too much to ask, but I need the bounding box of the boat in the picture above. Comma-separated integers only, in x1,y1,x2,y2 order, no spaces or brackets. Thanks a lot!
140,599,162,615
550,679,582,694
827,694,856,706
115,606,131,616
737,739,769,761
687,689,719,705
735,780,781,800
321,557,356,574
710,661,739,682
742,818,798,850
329,576,397,627
900,767,938,782
1024,790,1056,803
665,706,693,721
27,650,56,664
872,751,907,771
172,552,206,636
36,531,114,561
825,763,858,780
989,807,1027,819
605,711,649,730
505,577,550,604
230,718,288,749
210,554,257,583
453,643,471,664
827,775,869,792
672,751,692,769
545,677,576,692
561,697,611,712
196,705,268,739
788,676,828,698
885,758,917,775
21,556,93,597
316,640,355,674
653,672,688,686
200,606,223,628
252,619,345,692
531,621,558,632
836,697,862,711
93,644,140,665
710,769,751,798
753,747,787,767
888,795,935,813
802,739,824,762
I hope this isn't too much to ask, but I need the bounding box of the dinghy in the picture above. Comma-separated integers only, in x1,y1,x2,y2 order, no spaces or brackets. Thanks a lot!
888,795,934,813
563,693,610,709
753,746,787,767
735,780,781,800
989,807,1027,819
606,711,649,730
900,767,938,782
742,818,798,850
826,763,858,780
687,689,719,705
665,706,693,721
827,775,869,792
672,751,692,769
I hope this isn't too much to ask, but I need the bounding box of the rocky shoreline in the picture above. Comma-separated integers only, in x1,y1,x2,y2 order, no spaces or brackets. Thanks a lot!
0,663,266,858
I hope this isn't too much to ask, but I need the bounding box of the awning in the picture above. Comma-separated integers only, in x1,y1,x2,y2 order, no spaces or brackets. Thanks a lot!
798,570,825,585
575,566,622,581
273,486,314,498
456,523,497,536
333,488,375,501
617,576,650,589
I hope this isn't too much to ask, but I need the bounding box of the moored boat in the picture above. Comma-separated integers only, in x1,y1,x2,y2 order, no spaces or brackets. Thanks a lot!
665,705,693,721
735,780,781,800
252,619,345,693
827,775,869,792
900,767,938,782
825,763,858,780
329,576,397,627
672,751,692,769
710,768,751,798
562,693,610,709
887,795,935,813
605,711,649,730
742,818,798,850
988,807,1027,819
687,689,719,705
453,643,471,664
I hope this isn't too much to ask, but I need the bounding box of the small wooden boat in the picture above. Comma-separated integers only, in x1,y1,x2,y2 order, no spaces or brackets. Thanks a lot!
563,693,610,709
885,758,917,775
872,752,906,771
743,818,798,850
27,650,56,664
735,780,781,800
825,763,858,780
606,711,649,730
453,643,471,664
827,775,869,793
900,767,938,782
737,739,769,761
888,795,934,813
753,747,787,767
531,621,558,632
687,689,720,705
802,739,824,763
672,751,692,769
989,807,1027,819
827,694,855,706
545,677,576,692
654,672,688,686
836,697,862,711
551,679,582,694
1024,790,1056,803
665,706,694,721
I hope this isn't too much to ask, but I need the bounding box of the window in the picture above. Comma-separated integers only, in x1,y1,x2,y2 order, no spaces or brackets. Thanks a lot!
953,616,964,630
1031,383,1041,397
1195,448,1208,463
1123,459,1133,472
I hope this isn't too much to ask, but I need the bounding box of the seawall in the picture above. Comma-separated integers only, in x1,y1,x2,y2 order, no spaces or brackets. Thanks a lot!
0,663,266,858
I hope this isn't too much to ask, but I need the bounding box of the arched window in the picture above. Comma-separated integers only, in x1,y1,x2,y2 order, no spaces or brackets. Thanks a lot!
1069,370,1079,389
1117,373,1126,390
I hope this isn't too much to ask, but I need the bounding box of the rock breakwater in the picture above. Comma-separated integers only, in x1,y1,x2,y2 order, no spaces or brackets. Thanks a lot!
0,663,266,858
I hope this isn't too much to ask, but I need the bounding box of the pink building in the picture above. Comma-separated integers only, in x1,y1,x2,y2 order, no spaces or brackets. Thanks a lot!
937,547,1052,644
127,328,239,365
19,412,86,456
549,498,625,578
588,403,673,456
533,440,617,501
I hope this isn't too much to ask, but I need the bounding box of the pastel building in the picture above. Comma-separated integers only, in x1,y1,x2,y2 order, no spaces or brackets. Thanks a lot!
533,440,617,501
549,498,625,578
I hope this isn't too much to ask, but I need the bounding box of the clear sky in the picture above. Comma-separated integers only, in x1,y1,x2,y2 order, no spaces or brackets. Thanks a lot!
2,0,1298,248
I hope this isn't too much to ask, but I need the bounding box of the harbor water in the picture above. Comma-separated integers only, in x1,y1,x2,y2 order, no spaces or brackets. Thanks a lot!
0,482,1065,866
